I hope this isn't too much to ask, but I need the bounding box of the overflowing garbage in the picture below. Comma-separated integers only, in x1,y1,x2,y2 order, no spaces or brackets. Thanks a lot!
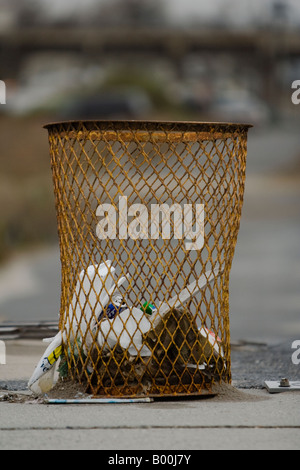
28,261,225,395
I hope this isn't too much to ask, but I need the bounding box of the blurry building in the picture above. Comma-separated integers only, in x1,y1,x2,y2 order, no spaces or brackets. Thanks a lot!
0,0,299,121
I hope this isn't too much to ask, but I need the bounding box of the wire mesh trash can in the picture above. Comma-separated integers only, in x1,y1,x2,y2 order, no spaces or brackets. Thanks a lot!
45,120,251,398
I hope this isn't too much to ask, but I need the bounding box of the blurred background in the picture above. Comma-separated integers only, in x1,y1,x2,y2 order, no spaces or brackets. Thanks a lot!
0,0,299,344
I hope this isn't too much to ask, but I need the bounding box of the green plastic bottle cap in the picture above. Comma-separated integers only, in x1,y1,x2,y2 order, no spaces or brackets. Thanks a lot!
141,302,156,315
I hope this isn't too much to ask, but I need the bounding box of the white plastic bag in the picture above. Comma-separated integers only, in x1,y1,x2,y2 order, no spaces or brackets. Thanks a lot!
98,307,152,357
28,261,125,394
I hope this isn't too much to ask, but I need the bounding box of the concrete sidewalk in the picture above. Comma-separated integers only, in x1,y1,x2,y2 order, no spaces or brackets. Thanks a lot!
0,339,299,450
0,389,299,450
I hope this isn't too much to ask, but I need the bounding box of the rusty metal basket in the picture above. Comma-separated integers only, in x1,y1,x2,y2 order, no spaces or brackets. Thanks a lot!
45,120,251,398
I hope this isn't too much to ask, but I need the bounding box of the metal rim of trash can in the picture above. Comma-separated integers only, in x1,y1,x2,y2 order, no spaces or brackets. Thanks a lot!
45,120,251,398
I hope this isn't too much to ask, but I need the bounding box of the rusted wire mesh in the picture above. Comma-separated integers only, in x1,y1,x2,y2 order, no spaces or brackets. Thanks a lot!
45,120,251,398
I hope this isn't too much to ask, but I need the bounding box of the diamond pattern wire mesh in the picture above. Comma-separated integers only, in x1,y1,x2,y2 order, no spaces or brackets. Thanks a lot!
45,120,250,398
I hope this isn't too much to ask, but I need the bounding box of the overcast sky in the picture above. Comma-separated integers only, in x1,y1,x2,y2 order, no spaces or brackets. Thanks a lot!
36,0,300,25
176,0,300,25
